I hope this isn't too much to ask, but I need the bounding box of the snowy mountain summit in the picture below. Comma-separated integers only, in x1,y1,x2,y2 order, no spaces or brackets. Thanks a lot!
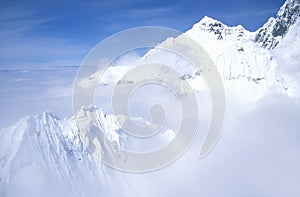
255,0,300,49
194,16,249,42
183,0,299,98
191,0,300,50
0,106,124,197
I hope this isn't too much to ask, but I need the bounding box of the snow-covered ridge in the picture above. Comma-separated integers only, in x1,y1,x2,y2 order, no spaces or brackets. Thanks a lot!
142,17,290,101
139,0,299,102
184,15,289,99
255,0,300,49
0,105,174,196
98,0,299,101
0,106,122,197
193,16,250,42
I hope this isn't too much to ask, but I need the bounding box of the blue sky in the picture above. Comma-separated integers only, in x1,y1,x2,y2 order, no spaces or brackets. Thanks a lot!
0,0,285,69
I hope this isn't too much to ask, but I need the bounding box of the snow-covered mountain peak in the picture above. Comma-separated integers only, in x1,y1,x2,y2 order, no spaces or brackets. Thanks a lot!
182,12,293,99
198,16,223,25
0,106,125,196
74,105,121,155
142,10,293,101
277,0,300,19
255,0,300,49
192,16,250,41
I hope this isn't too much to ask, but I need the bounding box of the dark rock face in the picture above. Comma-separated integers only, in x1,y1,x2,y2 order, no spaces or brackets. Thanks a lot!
255,0,300,49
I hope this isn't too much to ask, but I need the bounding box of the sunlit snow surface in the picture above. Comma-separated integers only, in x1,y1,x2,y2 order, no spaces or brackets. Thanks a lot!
1,1,300,196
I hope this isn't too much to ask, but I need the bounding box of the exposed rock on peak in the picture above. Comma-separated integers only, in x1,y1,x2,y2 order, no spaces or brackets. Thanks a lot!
255,0,300,49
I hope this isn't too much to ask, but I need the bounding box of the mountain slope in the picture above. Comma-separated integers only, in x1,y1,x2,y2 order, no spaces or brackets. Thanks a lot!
255,0,300,49
0,107,123,197
143,13,293,102
182,15,291,99
272,17,300,96
98,1,299,101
